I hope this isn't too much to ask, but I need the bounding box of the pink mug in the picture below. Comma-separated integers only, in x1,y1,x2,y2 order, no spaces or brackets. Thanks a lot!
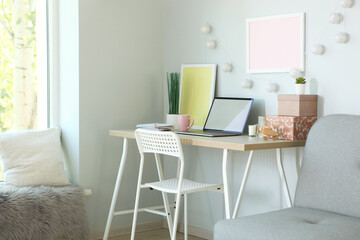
178,114,194,132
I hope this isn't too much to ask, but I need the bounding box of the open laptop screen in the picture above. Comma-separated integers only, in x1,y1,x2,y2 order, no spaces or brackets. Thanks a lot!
204,98,253,133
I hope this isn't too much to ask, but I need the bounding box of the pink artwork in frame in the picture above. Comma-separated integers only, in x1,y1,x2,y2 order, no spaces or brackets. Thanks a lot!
246,13,305,73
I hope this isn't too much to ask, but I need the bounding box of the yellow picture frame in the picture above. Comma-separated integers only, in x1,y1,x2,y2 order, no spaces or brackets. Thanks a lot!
179,64,217,129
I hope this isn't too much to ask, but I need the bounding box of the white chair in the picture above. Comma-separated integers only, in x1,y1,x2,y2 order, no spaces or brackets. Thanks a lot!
131,129,223,240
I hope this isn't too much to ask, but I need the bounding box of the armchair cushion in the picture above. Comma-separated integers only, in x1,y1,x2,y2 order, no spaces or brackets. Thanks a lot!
214,207,360,240
295,115,360,218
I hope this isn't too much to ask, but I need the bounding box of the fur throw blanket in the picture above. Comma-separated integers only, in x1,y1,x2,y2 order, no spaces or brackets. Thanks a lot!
0,185,88,240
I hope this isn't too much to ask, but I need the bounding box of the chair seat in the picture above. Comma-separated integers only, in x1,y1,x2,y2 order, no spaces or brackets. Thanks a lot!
145,178,222,194
214,207,360,240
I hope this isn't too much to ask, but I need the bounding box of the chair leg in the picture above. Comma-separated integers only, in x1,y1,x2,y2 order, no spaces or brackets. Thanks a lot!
154,154,173,238
130,157,145,240
184,194,188,240
171,193,182,240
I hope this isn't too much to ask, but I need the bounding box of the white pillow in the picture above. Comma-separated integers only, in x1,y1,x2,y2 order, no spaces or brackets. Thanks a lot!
0,128,70,187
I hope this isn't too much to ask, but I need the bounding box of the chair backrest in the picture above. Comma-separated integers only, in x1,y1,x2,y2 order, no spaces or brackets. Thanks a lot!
135,128,184,158
294,114,360,218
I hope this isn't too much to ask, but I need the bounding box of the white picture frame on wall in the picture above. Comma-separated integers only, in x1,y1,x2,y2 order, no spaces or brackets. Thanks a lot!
246,12,305,73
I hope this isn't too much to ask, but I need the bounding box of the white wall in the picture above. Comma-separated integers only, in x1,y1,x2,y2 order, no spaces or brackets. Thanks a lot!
59,0,80,184
78,0,165,232
60,0,165,232
163,0,360,231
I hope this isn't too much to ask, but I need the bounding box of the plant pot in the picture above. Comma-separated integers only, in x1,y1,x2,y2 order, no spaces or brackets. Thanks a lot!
295,84,306,95
166,114,179,130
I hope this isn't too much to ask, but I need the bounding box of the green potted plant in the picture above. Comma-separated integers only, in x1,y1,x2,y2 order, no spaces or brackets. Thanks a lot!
166,72,180,129
295,77,306,94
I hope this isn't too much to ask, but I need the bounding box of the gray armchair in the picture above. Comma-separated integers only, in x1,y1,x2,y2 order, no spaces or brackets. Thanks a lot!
214,115,360,240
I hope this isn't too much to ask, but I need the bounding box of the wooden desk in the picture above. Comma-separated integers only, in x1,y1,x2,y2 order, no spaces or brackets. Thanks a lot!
104,130,305,239
109,130,305,151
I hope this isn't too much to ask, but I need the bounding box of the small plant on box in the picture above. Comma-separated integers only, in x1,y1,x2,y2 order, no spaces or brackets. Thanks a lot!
295,77,306,84
295,77,306,94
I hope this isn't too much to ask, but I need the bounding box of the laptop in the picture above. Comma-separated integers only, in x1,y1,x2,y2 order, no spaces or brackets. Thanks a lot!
177,97,254,137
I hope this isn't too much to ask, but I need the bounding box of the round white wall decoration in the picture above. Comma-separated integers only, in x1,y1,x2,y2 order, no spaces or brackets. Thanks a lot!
206,40,217,49
289,68,303,78
201,25,212,34
241,79,252,89
222,63,233,72
329,13,343,24
340,0,353,8
266,82,278,93
335,32,349,43
312,44,326,55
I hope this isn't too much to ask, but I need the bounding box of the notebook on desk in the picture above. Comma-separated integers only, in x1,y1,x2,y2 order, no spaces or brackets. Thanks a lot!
177,97,254,137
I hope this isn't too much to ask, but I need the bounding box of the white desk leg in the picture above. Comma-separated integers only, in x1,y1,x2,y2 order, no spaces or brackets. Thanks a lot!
222,149,231,219
276,148,292,207
103,138,128,240
296,147,302,178
232,150,254,219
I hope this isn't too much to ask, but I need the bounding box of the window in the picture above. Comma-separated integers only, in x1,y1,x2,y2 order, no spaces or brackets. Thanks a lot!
0,0,48,181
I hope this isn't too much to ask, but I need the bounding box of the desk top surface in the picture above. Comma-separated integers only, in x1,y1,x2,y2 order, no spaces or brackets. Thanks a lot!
109,130,305,151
